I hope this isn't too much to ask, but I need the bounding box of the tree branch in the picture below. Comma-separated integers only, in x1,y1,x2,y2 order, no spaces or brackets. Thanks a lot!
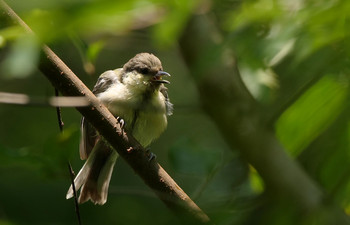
179,13,349,222
0,1,211,224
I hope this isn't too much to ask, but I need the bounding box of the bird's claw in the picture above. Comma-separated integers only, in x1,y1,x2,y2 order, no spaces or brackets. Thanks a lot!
116,116,125,129
146,148,157,161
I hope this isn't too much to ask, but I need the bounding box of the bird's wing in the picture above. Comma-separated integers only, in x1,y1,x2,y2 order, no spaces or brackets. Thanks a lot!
79,117,98,160
160,86,173,116
92,69,123,95
79,69,123,160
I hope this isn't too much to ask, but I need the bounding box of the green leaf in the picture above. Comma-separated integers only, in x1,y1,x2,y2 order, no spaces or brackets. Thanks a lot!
249,166,264,194
276,75,348,156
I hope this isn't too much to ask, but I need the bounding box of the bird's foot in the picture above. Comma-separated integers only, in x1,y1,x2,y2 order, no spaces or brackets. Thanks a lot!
116,116,125,129
146,148,157,161
116,116,126,135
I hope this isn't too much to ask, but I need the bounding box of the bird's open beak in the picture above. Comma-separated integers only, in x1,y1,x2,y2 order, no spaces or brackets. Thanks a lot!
152,71,171,84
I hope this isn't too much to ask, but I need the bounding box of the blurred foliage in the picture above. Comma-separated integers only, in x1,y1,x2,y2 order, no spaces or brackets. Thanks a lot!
0,0,349,224
277,75,348,156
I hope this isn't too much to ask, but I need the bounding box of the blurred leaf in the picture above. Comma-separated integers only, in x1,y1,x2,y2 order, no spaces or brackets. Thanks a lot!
319,117,350,207
82,40,106,75
276,75,348,156
152,0,198,47
70,34,105,75
303,0,350,53
20,0,170,42
225,0,350,77
86,40,105,65
0,35,39,79
346,204,350,216
249,166,264,194
0,36,4,48
225,0,282,31
0,26,25,46
240,65,279,102
297,102,350,220
0,219,17,225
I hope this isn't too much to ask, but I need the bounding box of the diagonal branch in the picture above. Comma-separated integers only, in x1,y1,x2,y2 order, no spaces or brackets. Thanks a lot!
0,1,211,224
179,14,349,223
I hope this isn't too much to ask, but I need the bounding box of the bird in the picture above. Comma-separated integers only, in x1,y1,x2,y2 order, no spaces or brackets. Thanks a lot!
66,53,173,205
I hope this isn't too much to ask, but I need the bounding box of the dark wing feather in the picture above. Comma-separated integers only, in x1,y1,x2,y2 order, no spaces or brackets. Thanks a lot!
92,70,117,95
79,117,99,160
79,70,122,160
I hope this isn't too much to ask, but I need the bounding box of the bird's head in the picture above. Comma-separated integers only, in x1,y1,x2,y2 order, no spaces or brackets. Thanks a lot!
122,53,170,89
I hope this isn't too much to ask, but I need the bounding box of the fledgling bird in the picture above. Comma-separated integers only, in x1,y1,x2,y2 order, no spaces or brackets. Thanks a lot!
66,53,173,205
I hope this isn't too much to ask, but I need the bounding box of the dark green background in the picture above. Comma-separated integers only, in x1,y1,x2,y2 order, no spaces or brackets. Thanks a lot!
0,0,349,224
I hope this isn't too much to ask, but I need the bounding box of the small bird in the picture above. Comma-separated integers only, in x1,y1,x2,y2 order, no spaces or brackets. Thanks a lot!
66,53,173,205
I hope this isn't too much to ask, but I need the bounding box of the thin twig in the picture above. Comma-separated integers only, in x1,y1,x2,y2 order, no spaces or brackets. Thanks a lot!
54,88,82,224
55,89,65,132
0,91,89,107
68,162,83,225
54,89,82,224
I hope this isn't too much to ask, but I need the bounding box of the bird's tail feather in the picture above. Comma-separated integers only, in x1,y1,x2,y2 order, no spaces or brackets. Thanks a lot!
66,140,118,205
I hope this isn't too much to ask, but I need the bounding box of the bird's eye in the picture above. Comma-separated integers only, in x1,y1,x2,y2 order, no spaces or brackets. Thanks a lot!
139,68,150,74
